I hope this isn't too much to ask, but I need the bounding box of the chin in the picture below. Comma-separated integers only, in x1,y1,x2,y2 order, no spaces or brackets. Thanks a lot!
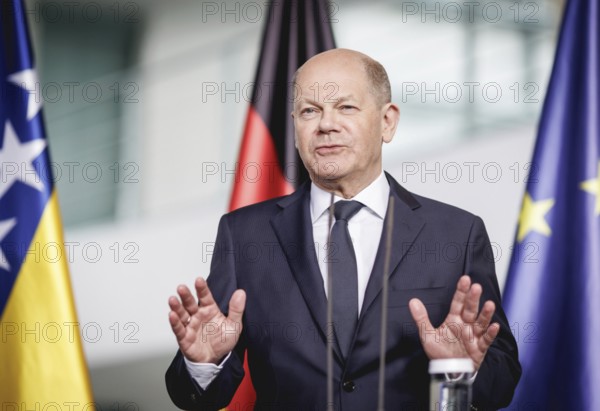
311,170,347,186
314,163,340,178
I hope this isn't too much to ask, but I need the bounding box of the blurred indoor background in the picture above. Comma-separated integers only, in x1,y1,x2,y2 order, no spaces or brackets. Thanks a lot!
26,0,562,408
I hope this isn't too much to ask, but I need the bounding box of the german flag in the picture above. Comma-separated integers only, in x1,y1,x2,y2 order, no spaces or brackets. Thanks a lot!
226,0,336,408
229,0,336,210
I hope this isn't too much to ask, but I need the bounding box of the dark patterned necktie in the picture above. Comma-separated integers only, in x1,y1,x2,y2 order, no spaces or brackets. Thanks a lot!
330,200,364,357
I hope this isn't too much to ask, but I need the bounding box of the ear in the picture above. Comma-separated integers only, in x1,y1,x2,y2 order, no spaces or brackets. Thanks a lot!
291,111,298,149
381,103,400,143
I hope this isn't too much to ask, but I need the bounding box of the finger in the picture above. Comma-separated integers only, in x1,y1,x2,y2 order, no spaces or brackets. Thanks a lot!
168,296,192,324
177,284,200,316
474,300,496,337
448,275,471,317
409,298,434,338
478,322,500,352
462,283,482,323
168,311,187,341
195,277,219,309
227,289,247,324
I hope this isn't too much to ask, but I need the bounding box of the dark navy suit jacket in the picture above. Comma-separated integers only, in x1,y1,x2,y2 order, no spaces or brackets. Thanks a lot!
166,173,521,410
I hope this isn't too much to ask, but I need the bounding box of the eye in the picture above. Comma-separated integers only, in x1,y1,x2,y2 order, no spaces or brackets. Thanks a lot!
340,105,357,112
300,107,318,116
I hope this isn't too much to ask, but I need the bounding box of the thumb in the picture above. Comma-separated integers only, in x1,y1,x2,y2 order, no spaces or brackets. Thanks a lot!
227,289,246,324
409,298,433,334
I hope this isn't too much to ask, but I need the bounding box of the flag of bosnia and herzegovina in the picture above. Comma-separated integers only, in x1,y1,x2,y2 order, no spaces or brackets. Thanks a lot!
0,0,93,404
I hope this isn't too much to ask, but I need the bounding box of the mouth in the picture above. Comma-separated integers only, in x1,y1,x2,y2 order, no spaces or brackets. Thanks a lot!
315,144,345,155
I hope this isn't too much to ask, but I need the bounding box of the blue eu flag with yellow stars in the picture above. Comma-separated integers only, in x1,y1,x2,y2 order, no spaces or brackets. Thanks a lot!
503,0,600,409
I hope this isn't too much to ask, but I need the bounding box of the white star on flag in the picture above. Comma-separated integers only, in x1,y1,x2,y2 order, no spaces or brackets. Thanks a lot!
8,68,42,120
0,218,17,271
0,120,47,200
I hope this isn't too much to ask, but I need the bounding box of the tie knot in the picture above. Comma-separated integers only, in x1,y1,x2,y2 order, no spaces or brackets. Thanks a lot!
332,200,364,222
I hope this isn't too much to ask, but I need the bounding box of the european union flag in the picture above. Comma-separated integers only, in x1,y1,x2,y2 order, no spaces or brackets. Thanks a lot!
0,0,93,402
502,0,600,409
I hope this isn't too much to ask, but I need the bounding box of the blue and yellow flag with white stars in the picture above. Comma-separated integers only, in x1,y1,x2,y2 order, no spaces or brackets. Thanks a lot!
503,0,600,409
0,0,93,404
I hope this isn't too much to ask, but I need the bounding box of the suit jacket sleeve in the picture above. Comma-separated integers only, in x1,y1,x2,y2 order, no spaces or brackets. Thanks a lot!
466,216,522,410
165,215,247,410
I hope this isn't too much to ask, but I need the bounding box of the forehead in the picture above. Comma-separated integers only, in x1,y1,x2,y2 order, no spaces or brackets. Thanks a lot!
295,58,370,102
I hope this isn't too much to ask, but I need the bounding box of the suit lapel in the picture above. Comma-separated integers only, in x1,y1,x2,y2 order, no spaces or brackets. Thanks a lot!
359,173,425,321
270,183,344,362
270,175,424,361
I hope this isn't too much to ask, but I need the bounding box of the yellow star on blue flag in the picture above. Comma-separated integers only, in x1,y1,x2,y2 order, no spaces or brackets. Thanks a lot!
517,192,555,242
580,161,600,215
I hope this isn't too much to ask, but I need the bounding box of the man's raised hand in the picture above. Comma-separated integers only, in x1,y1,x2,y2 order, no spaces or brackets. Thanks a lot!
408,275,500,371
168,277,246,364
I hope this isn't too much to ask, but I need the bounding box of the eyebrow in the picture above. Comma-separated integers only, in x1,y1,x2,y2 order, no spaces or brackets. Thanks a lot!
296,94,357,106
334,95,356,104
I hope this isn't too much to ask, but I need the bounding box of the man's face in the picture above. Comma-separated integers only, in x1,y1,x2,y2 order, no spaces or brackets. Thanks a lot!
292,55,397,192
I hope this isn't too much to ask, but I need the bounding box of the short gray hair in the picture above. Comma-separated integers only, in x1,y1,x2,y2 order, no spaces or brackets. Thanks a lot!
292,52,392,107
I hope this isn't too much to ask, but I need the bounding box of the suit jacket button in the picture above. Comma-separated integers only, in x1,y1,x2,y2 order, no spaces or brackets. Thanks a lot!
342,380,356,392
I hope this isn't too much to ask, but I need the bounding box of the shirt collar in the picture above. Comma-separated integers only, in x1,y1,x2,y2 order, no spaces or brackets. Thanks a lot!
310,171,390,223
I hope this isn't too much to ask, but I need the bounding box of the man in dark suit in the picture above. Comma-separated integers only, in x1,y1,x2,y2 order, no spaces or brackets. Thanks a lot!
165,49,521,410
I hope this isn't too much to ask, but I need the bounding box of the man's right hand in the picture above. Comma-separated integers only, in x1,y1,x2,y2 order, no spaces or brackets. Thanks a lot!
168,277,246,364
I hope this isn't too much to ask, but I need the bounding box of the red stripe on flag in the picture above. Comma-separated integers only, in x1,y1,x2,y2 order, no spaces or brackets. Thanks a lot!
229,106,294,211
226,106,291,409
227,351,255,410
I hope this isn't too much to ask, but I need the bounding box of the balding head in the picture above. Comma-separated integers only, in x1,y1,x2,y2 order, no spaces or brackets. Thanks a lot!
293,49,392,107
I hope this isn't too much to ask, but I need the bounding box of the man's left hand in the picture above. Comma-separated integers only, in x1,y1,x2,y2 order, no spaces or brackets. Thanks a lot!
408,275,500,371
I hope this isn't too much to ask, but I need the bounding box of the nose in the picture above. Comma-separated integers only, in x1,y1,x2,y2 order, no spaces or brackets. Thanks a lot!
318,108,340,134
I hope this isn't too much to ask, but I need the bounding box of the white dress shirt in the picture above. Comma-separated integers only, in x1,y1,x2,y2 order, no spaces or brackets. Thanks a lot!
185,172,390,389
310,171,389,313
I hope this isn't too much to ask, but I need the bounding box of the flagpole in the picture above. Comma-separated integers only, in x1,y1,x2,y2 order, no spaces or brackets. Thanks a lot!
326,193,335,411
377,196,394,411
